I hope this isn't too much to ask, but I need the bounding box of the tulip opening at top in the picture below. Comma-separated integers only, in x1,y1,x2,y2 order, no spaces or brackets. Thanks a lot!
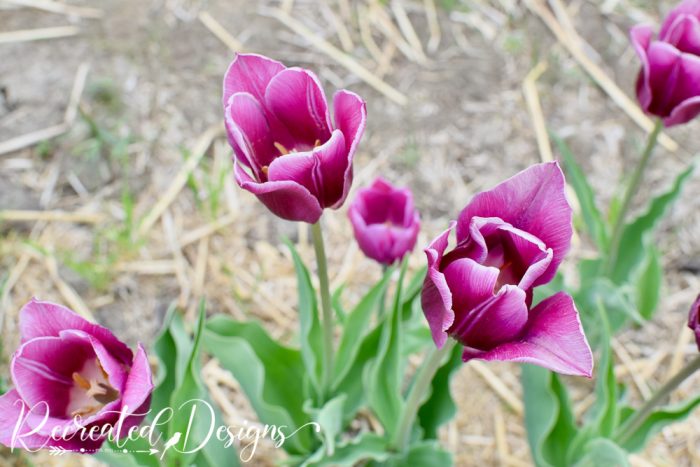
421,162,593,377
631,0,700,126
0,300,153,452
223,53,367,223
348,177,421,266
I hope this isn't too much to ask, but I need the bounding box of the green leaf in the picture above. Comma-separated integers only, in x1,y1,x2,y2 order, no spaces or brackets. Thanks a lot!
365,259,408,437
611,163,694,284
332,285,347,323
401,266,427,321
635,245,662,320
167,302,239,467
552,133,608,249
333,267,393,385
315,394,347,456
590,299,618,438
302,433,390,467
616,393,700,452
385,440,453,466
417,343,462,439
151,303,190,416
285,239,324,401
522,365,578,467
204,316,313,453
575,438,629,467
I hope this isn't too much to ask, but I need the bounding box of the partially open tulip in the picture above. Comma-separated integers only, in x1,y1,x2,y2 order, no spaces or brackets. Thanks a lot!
421,162,593,377
631,0,700,126
223,53,367,223
348,177,420,265
0,300,153,452
689,294,700,351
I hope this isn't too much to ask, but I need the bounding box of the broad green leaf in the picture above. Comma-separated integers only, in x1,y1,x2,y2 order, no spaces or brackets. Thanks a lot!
403,325,433,357
151,303,190,416
611,163,694,284
302,433,390,467
204,316,313,453
635,245,662,320
575,438,629,467
575,277,640,346
417,343,462,439
315,394,346,456
384,440,453,466
168,302,239,467
365,259,408,437
522,365,578,467
401,266,427,321
616,393,700,452
552,133,608,249
332,285,347,323
333,267,393,384
590,300,618,438
285,239,324,401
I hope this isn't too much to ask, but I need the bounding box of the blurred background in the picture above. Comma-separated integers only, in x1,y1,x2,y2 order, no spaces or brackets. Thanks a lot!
1,0,700,465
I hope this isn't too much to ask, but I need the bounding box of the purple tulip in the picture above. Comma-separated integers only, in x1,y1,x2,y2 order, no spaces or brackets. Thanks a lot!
348,177,420,265
223,53,367,223
0,300,153,452
421,162,593,377
631,0,700,126
689,294,700,351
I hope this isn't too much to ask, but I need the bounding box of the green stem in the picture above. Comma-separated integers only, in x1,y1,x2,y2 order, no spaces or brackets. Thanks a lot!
391,341,456,451
378,264,389,319
311,221,335,400
615,354,700,445
605,120,663,276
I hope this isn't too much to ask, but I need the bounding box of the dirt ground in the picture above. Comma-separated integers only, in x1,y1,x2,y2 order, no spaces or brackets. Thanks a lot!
2,0,700,465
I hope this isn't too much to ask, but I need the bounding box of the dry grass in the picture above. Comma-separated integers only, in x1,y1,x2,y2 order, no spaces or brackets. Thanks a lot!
2,0,700,465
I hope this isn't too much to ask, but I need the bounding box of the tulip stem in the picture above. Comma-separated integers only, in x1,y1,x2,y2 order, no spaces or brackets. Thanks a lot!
615,354,700,446
392,340,456,452
311,221,335,400
605,120,663,276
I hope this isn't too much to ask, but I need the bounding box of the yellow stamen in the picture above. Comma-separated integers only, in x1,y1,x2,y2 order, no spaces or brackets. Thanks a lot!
261,166,269,176
313,139,321,148
72,372,91,390
71,405,100,418
274,142,290,155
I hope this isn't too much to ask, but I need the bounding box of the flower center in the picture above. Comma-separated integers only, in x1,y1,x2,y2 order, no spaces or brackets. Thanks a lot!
67,359,119,418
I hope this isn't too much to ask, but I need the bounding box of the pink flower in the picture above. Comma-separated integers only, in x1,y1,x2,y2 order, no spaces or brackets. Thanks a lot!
348,177,420,265
0,300,153,453
421,162,593,377
631,0,700,126
689,294,700,351
223,53,367,223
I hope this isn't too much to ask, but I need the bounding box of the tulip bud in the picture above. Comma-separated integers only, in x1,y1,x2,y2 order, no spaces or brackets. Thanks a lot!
689,294,700,351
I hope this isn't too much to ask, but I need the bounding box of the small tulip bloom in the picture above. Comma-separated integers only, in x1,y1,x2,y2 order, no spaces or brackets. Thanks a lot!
223,53,367,223
348,178,420,265
0,300,153,452
421,162,593,377
631,0,700,126
689,294,700,351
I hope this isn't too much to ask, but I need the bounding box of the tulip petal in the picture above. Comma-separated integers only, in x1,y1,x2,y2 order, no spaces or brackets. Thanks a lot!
332,90,366,208
267,130,348,208
443,258,499,315
689,294,700,350
19,299,133,365
265,68,332,148
660,0,700,41
118,345,153,418
456,162,571,286
234,161,323,223
663,14,700,55
451,285,528,350
225,92,279,171
463,292,593,377
0,390,47,449
422,224,455,348
11,336,91,416
59,330,129,393
631,24,655,112
223,53,285,109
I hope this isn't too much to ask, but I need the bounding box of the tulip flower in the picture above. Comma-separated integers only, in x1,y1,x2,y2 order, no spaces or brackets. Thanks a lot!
689,294,700,351
348,177,420,265
223,53,367,223
631,0,700,126
0,300,153,452
421,162,593,377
